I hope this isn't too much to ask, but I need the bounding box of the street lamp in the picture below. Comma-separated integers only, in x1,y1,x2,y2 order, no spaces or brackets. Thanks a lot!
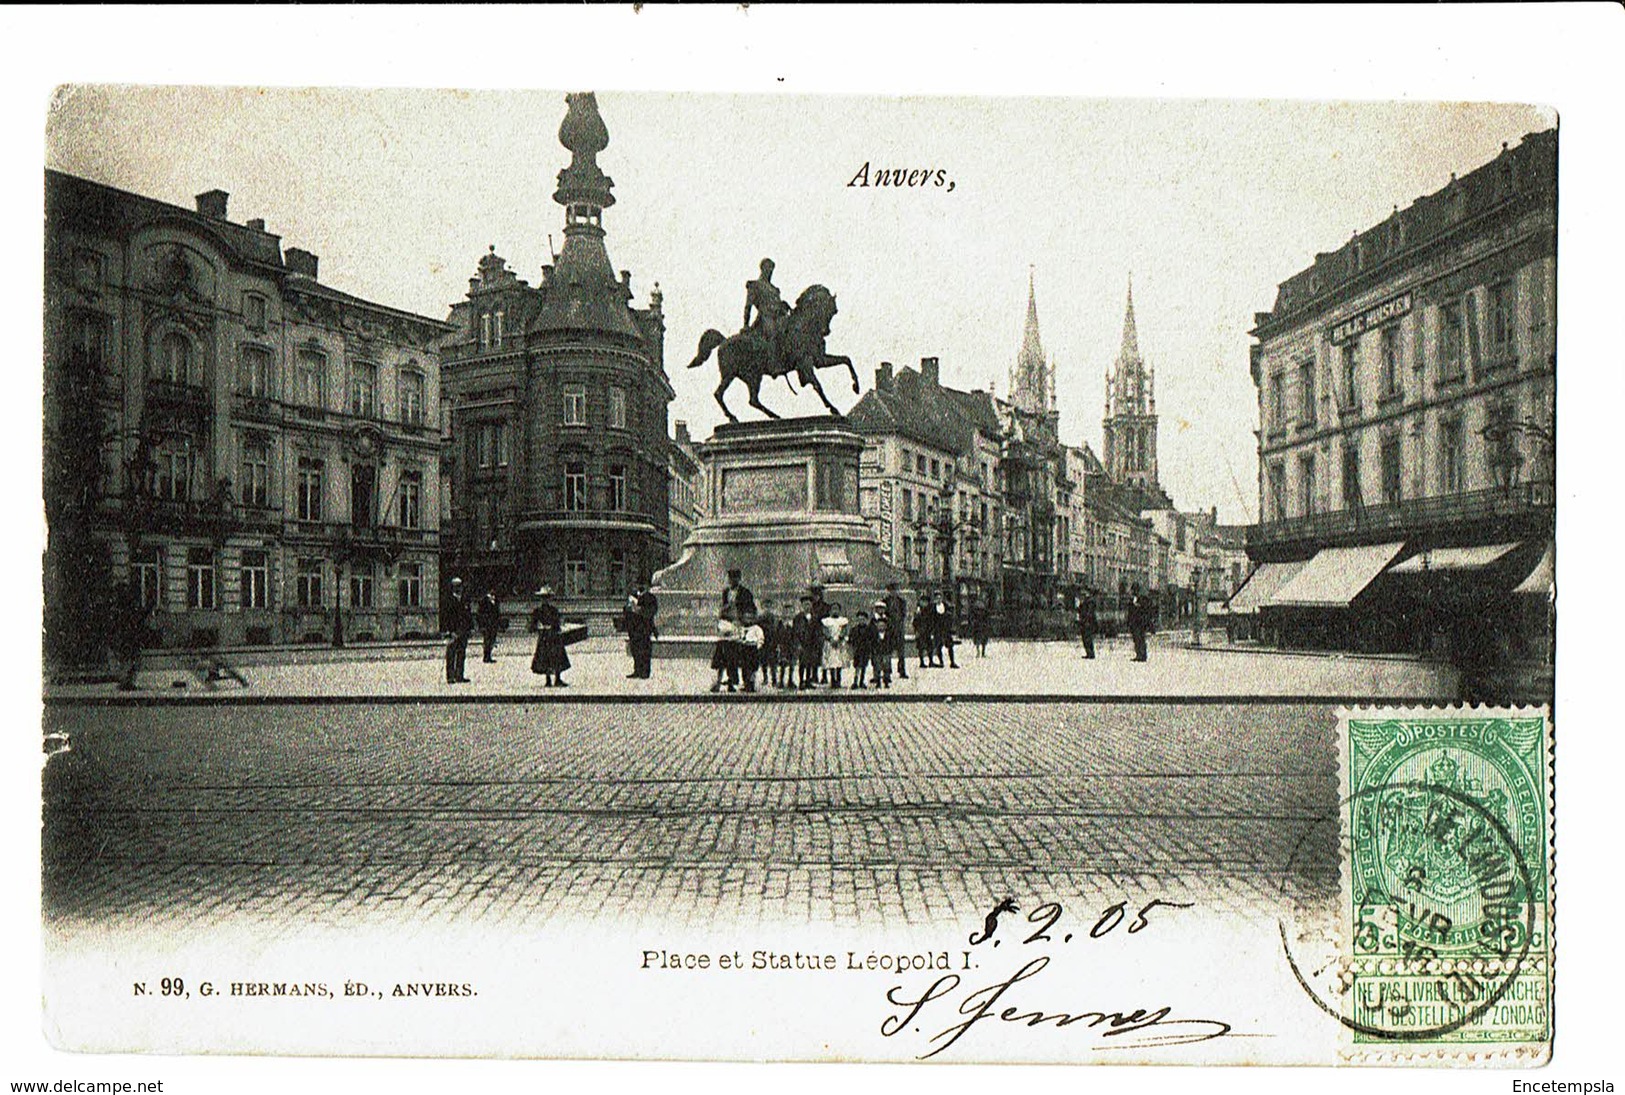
912,475,978,615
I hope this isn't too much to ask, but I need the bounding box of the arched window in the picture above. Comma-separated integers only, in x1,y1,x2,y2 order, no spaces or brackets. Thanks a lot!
160,332,192,384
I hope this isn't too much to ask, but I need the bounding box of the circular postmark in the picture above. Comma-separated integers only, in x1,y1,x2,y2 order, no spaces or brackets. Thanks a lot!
1278,778,1536,1041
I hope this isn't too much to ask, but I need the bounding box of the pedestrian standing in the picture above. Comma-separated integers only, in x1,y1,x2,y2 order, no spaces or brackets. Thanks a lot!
528,586,571,686
936,596,959,668
1076,587,1098,660
756,602,780,688
870,601,894,688
1128,583,1152,663
710,606,741,693
622,593,655,679
476,590,503,663
773,601,799,685
444,577,473,684
112,580,149,691
969,597,990,658
739,612,764,693
884,582,909,680
794,596,823,689
822,601,851,689
721,568,757,621
914,601,933,669
850,610,875,689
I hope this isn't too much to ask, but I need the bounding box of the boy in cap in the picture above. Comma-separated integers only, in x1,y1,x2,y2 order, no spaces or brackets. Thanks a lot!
849,609,875,689
870,600,894,688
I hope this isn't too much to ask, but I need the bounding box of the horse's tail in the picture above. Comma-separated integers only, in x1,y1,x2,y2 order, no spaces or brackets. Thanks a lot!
687,329,726,369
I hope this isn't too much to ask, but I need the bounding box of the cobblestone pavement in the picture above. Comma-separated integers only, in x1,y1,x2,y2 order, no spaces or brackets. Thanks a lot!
43,699,1341,936
47,632,1457,700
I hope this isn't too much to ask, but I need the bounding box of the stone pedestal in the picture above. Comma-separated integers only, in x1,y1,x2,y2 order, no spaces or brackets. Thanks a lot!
652,416,908,638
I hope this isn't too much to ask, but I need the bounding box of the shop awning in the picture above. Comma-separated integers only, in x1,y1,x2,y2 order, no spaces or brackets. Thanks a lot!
1267,542,1405,609
1389,542,1522,574
1513,542,1555,597
1225,559,1309,615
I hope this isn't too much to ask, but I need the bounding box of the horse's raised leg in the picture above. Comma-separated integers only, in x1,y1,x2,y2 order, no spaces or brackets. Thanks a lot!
807,372,842,416
747,376,780,419
715,378,739,422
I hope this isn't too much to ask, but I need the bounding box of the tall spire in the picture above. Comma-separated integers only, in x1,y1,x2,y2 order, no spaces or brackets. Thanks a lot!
1012,266,1049,415
1120,272,1140,360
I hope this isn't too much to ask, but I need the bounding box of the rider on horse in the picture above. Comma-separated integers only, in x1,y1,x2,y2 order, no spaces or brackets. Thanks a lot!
742,258,791,348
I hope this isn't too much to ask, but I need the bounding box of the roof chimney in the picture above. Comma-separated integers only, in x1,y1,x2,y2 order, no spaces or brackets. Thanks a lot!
876,361,894,391
285,248,319,280
246,218,265,232
674,420,690,444
920,356,940,386
195,189,229,218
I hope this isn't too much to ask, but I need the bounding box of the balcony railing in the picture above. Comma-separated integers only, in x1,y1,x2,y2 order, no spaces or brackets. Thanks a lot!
144,377,210,410
1248,481,1554,549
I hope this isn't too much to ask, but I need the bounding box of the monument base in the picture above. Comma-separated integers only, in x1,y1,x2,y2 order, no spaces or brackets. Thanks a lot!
651,416,910,638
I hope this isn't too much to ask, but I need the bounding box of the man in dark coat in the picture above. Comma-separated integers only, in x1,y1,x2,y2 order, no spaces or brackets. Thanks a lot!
849,610,875,690
1076,587,1098,660
444,577,473,683
755,601,780,687
884,582,909,680
914,601,936,669
721,568,757,622
112,580,149,691
623,593,655,679
870,601,894,688
1128,583,1153,663
793,595,822,689
476,590,503,663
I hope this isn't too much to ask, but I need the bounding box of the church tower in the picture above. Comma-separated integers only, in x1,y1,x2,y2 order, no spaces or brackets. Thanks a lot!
1102,275,1161,496
1010,268,1051,417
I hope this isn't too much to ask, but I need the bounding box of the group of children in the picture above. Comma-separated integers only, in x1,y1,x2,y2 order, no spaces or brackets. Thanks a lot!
710,595,903,693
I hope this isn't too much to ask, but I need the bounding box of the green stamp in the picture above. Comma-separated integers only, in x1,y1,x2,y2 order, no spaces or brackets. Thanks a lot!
1341,707,1552,1052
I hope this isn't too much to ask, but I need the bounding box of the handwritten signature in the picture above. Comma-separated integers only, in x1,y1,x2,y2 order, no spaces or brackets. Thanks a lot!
881,956,1232,1059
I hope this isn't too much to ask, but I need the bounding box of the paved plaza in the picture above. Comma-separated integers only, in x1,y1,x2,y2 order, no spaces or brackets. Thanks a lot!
43,692,1347,940
47,632,1459,700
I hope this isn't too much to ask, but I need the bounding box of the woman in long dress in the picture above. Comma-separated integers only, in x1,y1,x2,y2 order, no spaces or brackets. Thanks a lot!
821,601,851,690
528,586,570,687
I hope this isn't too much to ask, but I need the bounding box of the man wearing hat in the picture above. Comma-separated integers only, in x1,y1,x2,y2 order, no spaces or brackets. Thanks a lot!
870,599,894,688
720,567,757,621
444,577,474,684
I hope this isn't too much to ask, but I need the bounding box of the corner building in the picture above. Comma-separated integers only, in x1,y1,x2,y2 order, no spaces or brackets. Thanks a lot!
441,93,672,629
43,170,449,658
1242,129,1555,654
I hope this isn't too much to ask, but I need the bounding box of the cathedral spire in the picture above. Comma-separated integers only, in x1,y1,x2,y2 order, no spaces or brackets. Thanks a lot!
1120,272,1140,361
1012,266,1049,415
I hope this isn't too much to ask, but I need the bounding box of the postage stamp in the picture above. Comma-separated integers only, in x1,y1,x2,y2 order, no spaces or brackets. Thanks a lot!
1283,706,1553,1062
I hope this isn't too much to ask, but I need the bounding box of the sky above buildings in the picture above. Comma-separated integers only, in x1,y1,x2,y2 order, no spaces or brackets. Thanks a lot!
46,86,1549,524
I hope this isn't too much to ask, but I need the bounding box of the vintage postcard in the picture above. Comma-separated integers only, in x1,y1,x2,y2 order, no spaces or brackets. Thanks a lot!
32,28,1577,1079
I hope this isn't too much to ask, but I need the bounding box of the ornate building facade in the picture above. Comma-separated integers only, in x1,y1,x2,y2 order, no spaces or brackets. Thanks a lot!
850,358,1004,608
440,93,672,629
1241,129,1556,654
44,170,449,660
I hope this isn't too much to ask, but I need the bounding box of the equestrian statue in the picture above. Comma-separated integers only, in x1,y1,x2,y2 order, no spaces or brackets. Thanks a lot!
687,257,860,422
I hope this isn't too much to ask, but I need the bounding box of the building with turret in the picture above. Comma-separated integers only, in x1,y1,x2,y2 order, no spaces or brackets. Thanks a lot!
440,92,673,630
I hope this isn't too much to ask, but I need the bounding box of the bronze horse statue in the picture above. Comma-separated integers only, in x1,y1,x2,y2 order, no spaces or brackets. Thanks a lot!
687,284,860,422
